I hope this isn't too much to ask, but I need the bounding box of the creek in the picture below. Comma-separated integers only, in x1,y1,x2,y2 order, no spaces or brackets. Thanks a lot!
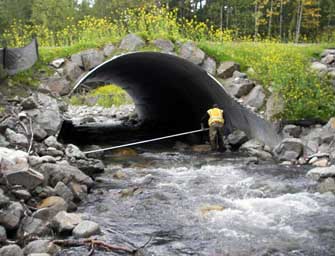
59,149,335,256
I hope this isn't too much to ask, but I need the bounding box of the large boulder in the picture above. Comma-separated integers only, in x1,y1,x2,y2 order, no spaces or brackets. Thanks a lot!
63,61,83,81
44,78,71,96
273,138,304,161
0,147,29,173
306,165,335,181
201,57,217,75
310,62,327,73
0,245,23,256
179,42,205,65
227,130,248,150
228,79,255,98
265,93,285,121
217,61,240,79
119,34,145,51
5,169,44,190
240,139,273,160
153,39,174,52
71,49,104,71
5,128,28,146
72,220,101,238
243,85,266,110
103,44,115,57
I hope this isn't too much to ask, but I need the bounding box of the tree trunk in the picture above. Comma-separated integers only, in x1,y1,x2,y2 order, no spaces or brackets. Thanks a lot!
279,0,283,41
268,0,273,38
295,0,304,44
220,2,224,32
254,1,259,39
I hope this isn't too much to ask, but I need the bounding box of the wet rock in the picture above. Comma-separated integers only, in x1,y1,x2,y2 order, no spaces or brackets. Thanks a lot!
103,44,115,57
245,148,273,160
24,240,60,255
120,34,145,51
217,61,240,79
240,139,272,160
153,39,174,52
12,189,31,201
0,245,23,256
191,144,212,153
201,57,216,75
273,138,304,161
0,202,23,230
265,93,285,120
50,58,65,68
54,182,74,202
5,128,28,146
38,163,93,188
34,186,55,199
227,130,248,150
321,54,335,65
65,144,85,159
84,145,104,159
17,216,51,238
282,124,301,138
73,220,101,238
63,61,83,81
5,169,44,190
69,182,87,202
179,42,205,65
71,158,105,176
21,96,38,110
44,136,63,150
34,196,67,220
306,165,335,181
318,177,335,193
0,193,10,208
0,225,7,242
311,62,328,73
52,211,82,233
228,79,255,98
0,134,9,147
243,85,265,110
0,147,29,172
39,147,64,158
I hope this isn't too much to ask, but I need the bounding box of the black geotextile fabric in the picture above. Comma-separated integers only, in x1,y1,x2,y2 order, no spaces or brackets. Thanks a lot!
71,52,281,147
0,38,38,76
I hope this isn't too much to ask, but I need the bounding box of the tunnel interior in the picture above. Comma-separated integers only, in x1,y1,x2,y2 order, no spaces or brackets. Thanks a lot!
59,52,281,147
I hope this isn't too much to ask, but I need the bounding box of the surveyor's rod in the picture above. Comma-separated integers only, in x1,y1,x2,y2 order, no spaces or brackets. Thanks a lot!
83,128,209,154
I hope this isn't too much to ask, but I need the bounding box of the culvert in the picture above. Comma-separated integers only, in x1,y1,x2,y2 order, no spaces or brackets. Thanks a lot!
59,52,281,147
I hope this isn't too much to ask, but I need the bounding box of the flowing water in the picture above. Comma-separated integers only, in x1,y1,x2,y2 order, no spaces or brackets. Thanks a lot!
60,150,335,256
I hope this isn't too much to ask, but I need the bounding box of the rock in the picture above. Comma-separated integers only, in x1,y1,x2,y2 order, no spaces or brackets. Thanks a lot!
321,54,335,65
240,139,264,151
71,158,105,176
65,144,85,159
306,165,335,181
44,136,63,150
79,49,104,70
5,169,44,190
282,124,302,138
72,220,101,238
103,44,115,57
39,147,64,158
24,240,60,256
29,155,56,167
0,202,23,230
37,196,67,212
38,163,94,188
0,134,9,147
233,71,247,79
273,138,304,161
0,245,23,256
244,148,273,160
0,193,10,208
32,123,48,142
21,96,38,110
69,182,87,202
0,225,7,242
52,211,82,233
84,145,104,159
191,144,212,153
243,85,265,110
227,130,248,150
320,49,335,57
265,93,285,120
217,61,240,79
12,189,31,201
312,158,329,167
200,205,225,216
25,93,62,136
50,58,65,68
325,117,335,129
228,79,255,98
179,42,205,65
311,62,328,73
153,39,174,52
5,128,28,146
34,186,55,199
318,177,335,193
0,147,29,172
63,61,83,81
17,216,51,238
119,34,145,51
201,57,216,75
54,182,74,202
44,78,71,96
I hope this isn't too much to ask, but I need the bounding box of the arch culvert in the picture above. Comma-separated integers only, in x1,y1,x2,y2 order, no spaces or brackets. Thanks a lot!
59,52,281,147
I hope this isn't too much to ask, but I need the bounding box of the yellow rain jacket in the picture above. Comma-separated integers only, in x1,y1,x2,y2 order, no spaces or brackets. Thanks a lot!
207,108,224,125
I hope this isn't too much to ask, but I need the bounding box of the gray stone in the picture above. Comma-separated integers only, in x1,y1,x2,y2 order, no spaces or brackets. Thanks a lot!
273,138,304,161
217,61,240,79
79,49,104,71
65,144,85,159
179,42,205,65
228,79,255,98
63,61,83,81
21,97,38,110
28,155,56,167
5,169,44,190
70,53,83,68
282,125,302,138
243,85,265,110
71,158,105,176
12,189,31,201
103,44,115,57
321,54,335,65
5,128,28,146
0,193,10,208
0,245,23,256
54,182,74,202
318,177,335,193
50,58,65,68
39,147,64,157
233,71,247,79
153,39,174,52
37,163,93,188
0,202,24,230
244,148,273,160
0,147,29,172
227,130,248,149
0,134,9,147
119,34,145,51
265,93,285,121
240,139,264,151
306,165,335,181
44,78,71,96
320,49,335,57
32,123,48,142
73,220,100,238
0,225,7,242
311,62,328,73
24,240,60,255
52,211,82,233
44,136,63,150
201,57,216,75
69,182,87,202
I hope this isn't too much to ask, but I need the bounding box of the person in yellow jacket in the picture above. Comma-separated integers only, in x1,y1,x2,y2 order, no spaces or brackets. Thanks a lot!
201,104,225,151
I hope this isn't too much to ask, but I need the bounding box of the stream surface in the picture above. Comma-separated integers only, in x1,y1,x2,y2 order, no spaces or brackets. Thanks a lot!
60,150,335,256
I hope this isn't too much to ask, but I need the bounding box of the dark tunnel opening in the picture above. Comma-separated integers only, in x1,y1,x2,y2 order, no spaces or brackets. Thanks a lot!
58,52,281,148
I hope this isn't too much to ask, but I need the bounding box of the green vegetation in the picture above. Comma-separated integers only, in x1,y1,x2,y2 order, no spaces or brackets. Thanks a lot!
70,85,132,108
